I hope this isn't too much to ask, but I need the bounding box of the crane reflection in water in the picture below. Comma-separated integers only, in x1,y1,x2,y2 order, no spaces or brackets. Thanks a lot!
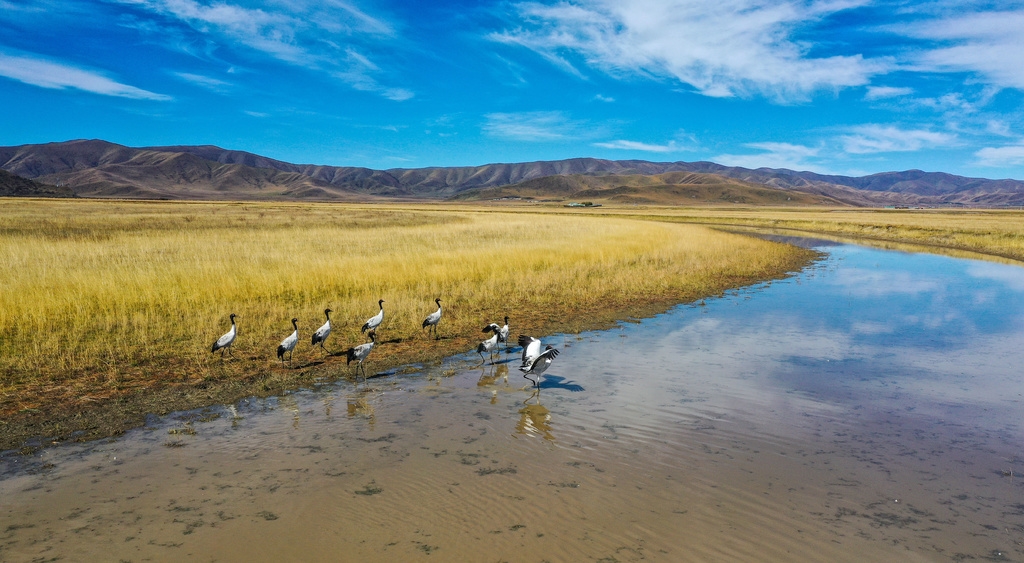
347,390,377,427
516,389,555,441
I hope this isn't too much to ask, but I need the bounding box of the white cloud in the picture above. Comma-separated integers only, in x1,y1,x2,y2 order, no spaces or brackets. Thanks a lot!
713,142,821,171
829,268,941,297
593,139,685,152
967,262,1024,291
986,120,1013,137
914,92,984,116
493,0,888,102
120,0,410,100
172,71,232,92
974,144,1024,167
840,124,956,154
482,111,586,141
122,0,307,62
0,51,170,100
593,94,615,102
907,9,1024,90
864,85,913,100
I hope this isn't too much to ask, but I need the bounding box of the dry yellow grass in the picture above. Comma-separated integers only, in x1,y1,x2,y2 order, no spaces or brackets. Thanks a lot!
0,199,811,429
585,206,1024,263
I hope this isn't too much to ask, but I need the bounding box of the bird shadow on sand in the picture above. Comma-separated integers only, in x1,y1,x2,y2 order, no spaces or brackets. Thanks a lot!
480,357,517,366
538,375,584,392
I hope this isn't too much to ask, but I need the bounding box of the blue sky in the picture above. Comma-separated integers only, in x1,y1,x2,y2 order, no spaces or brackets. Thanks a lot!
2,0,1024,178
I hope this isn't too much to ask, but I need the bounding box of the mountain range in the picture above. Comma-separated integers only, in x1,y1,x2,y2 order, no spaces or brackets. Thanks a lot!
2,139,1023,206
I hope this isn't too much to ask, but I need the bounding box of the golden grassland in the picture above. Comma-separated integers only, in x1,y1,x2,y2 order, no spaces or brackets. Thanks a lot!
0,199,814,449
580,206,1024,263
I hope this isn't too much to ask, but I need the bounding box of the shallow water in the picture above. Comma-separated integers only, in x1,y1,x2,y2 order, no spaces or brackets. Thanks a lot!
2,241,1024,562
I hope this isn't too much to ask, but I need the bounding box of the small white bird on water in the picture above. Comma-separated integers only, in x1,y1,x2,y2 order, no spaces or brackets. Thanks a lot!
422,298,442,339
311,308,333,355
483,316,510,349
477,332,499,364
277,317,299,364
346,330,376,380
362,299,384,334
211,313,238,358
521,345,559,388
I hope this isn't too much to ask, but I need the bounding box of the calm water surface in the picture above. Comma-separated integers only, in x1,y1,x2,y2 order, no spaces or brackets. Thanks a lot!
2,241,1024,562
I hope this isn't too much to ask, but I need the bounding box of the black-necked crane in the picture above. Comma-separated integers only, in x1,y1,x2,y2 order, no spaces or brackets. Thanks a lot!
483,316,510,349
362,299,384,334
277,317,299,364
477,332,499,364
518,334,541,368
311,308,333,355
346,330,376,380
211,313,237,358
521,344,559,387
422,298,442,339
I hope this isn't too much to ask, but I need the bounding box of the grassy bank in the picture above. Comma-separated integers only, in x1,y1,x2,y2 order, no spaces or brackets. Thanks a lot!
0,200,814,450
589,207,1024,263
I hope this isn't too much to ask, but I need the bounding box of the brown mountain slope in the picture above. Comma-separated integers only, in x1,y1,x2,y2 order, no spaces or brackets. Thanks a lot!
0,169,75,198
455,173,846,206
155,146,1024,206
5,140,1024,205
0,140,375,201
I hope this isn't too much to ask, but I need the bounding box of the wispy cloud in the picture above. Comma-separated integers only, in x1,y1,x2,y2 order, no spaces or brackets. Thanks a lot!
714,142,821,171
482,111,588,141
120,0,410,100
864,85,913,100
975,144,1024,168
0,51,169,100
493,0,888,102
986,120,1013,137
333,47,414,101
840,124,956,154
906,8,1024,90
593,94,615,102
593,139,685,153
172,71,232,93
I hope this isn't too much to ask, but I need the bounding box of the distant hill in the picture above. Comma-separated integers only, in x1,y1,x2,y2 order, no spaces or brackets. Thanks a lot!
0,140,376,201
0,168,74,198
3,139,1024,206
455,172,845,206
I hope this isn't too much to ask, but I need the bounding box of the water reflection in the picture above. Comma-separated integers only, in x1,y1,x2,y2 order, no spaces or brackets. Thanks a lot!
516,390,555,441
346,392,376,424
476,363,509,387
